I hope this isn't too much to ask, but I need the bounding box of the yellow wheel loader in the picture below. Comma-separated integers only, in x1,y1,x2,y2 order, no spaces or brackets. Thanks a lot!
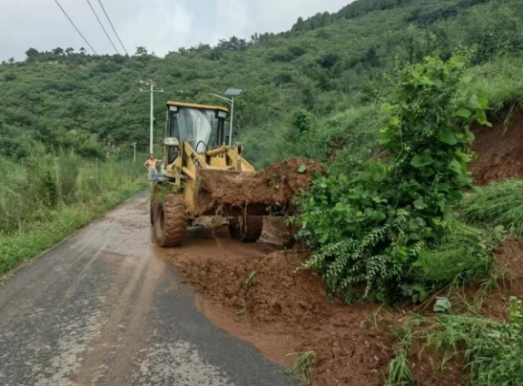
151,101,264,247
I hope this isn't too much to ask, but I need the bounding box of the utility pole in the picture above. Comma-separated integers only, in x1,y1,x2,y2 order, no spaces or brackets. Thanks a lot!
140,80,164,154
132,142,137,162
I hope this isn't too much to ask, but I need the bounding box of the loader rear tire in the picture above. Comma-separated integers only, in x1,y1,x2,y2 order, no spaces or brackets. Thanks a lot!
154,193,187,247
229,215,263,243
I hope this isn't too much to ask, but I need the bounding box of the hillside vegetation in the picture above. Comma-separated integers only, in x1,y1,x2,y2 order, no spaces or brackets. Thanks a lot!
1,0,522,168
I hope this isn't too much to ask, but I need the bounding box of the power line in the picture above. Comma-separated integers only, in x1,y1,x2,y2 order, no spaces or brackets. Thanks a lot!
53,0,98,55
96,0,129,56
86,0,120,54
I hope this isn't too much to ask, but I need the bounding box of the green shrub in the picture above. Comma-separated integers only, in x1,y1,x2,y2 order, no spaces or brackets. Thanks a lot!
297,56,489,302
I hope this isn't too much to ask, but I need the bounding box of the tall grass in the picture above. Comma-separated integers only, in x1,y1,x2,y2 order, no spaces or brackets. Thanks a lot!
413,219,497,287
458,180,523,236
386,298,523,386
0,152,146,277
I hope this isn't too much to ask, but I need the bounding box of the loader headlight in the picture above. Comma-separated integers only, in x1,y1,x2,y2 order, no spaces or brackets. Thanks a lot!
218,111,227,118
163,137,179,147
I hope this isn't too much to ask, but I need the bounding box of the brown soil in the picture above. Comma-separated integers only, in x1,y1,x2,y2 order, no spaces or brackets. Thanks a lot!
470,108,523,185
173,245,396,386
196,158,324,215
163,224,523,386
494,239,523,298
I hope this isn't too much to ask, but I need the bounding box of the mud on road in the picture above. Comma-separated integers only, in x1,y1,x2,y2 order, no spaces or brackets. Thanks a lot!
0,192,292,386
168,225,397,386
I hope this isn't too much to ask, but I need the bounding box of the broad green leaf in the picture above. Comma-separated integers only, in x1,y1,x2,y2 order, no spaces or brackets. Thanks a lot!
389,116,400,127
476,109,491,127
411,154,434,168
438,130,458,145
381,103,392,113
420,76,433,86
334,203,346,212
449,159,463,174
448,56,465,68
413,199,426,209
468,94,481,110
477,92,489,109
409,233,421,241
434,297,452,313
379,129,394,145
455,108,471,119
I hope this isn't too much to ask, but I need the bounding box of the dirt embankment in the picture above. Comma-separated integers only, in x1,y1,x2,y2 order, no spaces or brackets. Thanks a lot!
470,107,523,185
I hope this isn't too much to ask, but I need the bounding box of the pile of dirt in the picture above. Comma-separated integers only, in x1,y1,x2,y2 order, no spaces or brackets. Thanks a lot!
195,158,324,215
470,108,523,185
180,251,396,386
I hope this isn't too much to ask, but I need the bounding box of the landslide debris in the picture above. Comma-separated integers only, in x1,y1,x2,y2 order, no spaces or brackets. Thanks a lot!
180,250,395,386
195,158,324,214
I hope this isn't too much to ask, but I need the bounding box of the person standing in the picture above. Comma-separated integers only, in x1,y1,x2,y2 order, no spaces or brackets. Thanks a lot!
144,153,162,185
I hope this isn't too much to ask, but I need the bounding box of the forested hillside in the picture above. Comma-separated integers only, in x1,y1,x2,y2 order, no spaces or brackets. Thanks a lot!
0,0,522,168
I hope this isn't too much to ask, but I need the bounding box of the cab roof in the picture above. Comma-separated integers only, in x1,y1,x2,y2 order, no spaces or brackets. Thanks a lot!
167,101,229,113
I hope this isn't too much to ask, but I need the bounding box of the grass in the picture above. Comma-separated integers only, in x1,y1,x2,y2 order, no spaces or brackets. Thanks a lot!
385,297,523,386
385,319,418,386
458,180,523,236
413,218,497,288
470,55,523,113
242,271,258,291
285,351,317,385
0,153,146,278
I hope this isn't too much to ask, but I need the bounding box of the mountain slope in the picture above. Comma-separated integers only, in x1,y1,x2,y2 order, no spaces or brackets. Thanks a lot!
0,0,521,166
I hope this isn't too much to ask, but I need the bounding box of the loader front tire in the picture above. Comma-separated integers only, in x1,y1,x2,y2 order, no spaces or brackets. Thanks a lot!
229,215,263,243
154,193,187,247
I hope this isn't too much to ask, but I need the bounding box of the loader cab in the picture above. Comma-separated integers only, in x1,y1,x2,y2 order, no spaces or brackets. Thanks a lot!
165,102,229,162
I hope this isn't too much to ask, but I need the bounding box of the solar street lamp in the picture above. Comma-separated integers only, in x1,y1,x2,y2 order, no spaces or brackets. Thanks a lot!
209,89,242,146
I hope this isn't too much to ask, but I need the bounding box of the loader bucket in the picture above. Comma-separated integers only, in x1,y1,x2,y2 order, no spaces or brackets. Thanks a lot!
193,158,324,217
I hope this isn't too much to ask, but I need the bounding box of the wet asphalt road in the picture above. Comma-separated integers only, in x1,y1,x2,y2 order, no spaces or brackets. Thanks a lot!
0,192,293,386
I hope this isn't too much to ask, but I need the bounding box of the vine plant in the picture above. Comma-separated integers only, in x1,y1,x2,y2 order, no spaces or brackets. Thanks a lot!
297,56,490,302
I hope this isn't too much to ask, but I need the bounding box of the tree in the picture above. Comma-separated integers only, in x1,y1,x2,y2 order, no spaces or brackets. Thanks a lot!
25,48,39,61
52,47,64,56
8,58,14,64
135,46,148,56
65,47,75,55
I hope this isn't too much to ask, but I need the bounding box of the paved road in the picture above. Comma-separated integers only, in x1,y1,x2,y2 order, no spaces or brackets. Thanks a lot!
0,193,293,386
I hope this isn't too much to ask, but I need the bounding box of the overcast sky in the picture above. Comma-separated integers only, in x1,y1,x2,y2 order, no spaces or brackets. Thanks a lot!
0,0,351,61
